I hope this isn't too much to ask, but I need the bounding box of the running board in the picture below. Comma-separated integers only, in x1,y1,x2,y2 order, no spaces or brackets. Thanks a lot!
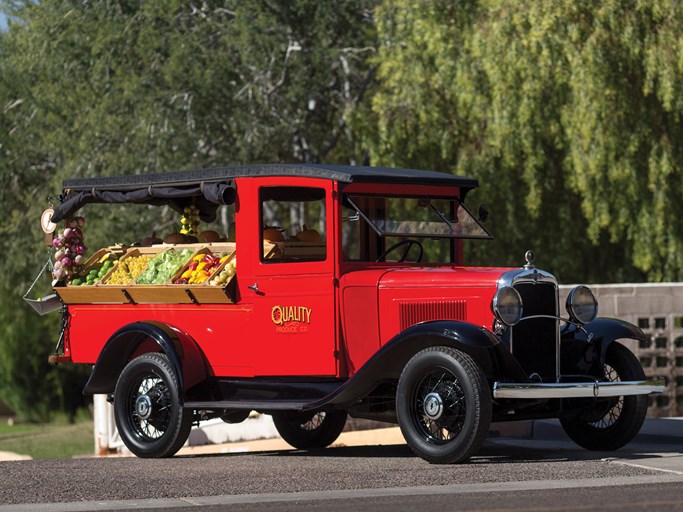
183,399,312,412
493,378,665,399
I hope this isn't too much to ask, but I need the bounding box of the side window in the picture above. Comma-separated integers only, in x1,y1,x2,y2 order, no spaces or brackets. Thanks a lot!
260,187,327,262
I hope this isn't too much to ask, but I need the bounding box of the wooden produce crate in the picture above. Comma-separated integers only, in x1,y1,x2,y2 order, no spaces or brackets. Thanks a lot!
92,247,160,304
55,247,127,304
124,247,197,304
170,243,236,305
170,242,272,305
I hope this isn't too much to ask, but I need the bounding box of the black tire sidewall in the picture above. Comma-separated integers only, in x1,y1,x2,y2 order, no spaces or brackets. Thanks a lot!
396,347,491,464
114,353,191,458
560,342,648,451
272,410,347,449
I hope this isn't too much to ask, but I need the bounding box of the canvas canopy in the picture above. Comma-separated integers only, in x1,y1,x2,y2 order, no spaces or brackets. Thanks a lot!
52,180,235,223
52,164,478,222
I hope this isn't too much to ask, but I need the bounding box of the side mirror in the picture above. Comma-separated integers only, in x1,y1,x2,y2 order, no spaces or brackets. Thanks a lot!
478,204,489,223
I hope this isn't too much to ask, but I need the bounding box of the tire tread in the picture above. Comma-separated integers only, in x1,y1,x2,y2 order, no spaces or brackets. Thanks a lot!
396,346,491,464
114,352,192,458
560,342,647,451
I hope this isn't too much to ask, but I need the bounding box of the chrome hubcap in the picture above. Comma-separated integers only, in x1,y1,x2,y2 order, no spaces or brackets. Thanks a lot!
135,395,153,420
423,392,444,420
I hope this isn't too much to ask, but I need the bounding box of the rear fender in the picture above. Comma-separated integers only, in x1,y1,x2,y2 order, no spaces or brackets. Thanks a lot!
83,321,208,398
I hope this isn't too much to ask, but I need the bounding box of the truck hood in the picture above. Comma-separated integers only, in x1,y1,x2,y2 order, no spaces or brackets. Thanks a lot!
376,266,517,342
378,266,514,289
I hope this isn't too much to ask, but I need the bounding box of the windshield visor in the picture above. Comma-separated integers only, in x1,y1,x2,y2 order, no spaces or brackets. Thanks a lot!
346,195,492,239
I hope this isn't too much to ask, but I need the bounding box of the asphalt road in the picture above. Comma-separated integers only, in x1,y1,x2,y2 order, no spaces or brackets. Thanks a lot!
1,419,682,512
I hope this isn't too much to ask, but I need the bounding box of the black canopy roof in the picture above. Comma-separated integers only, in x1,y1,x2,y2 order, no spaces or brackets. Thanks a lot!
53,164,478,222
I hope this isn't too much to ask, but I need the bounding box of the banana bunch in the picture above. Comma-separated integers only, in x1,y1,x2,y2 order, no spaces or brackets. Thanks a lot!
180,205,201,237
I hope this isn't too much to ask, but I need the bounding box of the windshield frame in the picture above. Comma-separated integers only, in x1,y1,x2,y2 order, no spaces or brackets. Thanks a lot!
344,194,493,240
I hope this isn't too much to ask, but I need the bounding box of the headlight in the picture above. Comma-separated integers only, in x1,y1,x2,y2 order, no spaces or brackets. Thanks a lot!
566,285,598,324
492,286,523,326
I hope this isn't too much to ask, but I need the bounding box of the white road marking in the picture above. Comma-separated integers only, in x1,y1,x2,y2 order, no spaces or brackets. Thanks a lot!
2,475,682,512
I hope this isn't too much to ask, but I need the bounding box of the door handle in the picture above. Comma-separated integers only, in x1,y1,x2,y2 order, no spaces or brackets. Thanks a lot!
248,283,259,292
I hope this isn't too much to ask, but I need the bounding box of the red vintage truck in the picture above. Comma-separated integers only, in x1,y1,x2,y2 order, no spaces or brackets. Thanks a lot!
37,164,663,463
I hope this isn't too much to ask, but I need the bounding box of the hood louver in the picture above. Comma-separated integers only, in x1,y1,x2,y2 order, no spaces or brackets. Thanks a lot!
399,300,467,330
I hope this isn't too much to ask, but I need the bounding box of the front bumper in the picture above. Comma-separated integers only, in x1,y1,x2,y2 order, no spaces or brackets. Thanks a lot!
493,378,665,399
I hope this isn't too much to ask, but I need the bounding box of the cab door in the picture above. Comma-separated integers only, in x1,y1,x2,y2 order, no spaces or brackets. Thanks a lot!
240,178,337,377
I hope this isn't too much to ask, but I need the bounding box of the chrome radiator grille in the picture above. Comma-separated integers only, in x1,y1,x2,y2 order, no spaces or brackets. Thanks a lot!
511,282,559,382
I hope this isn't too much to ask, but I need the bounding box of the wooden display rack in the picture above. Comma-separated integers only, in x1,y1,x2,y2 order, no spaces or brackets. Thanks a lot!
54,243,241,305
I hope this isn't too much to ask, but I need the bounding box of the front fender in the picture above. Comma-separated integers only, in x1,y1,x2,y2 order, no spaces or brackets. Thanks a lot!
83,321,208,398
587,317,646,364
561,317,646,375
316,320,526,408
584,317,647,343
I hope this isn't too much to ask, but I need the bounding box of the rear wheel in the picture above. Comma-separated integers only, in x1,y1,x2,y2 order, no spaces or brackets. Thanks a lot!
396,346,491,464
560,342,648,451
272,410,347,449
114,353,192,458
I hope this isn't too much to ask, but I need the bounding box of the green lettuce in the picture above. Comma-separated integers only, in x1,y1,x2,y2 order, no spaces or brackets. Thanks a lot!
135,249,193,285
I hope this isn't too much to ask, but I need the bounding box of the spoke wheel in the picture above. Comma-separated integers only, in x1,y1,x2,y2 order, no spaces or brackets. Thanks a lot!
397,347,491,464
114,353,192,458
411,369,468,443
560,342,647,451
272,410,347,449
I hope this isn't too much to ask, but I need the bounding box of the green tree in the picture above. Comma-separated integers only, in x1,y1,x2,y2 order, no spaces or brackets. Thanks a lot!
0,0,378,420
367,0,683,282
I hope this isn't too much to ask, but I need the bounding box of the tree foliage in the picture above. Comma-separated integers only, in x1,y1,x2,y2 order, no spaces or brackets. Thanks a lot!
2,0,683,420
368,0,683,282
0,0,377,419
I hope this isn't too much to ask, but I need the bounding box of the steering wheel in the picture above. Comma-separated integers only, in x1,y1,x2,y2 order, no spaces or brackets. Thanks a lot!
376,239,424,263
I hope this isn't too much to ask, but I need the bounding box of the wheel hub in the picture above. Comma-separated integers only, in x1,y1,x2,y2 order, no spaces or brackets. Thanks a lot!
423,392,444,420
135,394,153,420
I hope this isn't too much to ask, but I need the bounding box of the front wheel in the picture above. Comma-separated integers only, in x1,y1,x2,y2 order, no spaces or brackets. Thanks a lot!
272,410,347,449
396,346,491,464
114,352,193,458
560,342,648,451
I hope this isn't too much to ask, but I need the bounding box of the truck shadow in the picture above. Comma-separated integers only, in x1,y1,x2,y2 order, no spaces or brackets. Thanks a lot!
181,439,680,465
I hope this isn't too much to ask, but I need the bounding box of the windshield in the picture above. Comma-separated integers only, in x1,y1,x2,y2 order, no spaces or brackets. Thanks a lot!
346,195,492,239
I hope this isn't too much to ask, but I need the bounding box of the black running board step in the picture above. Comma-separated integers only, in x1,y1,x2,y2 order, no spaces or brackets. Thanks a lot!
183,400,312,412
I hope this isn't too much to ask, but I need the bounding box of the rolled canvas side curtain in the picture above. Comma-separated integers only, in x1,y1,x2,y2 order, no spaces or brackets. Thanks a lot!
51,181,236,223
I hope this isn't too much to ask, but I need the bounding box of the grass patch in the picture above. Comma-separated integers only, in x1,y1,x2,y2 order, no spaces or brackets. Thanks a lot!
0,420,93,459
0,422,36,435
